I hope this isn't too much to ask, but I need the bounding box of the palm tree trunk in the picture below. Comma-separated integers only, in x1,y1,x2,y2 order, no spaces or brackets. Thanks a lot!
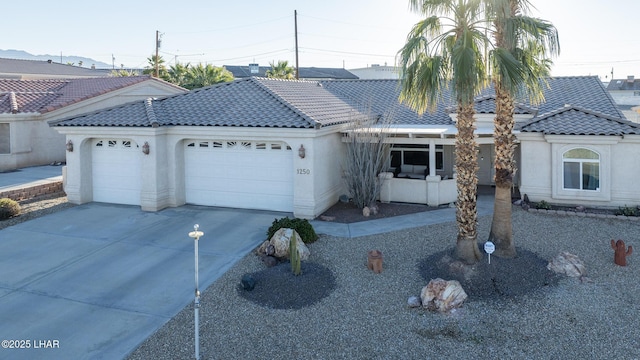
488,82,517,258
455,103,482,264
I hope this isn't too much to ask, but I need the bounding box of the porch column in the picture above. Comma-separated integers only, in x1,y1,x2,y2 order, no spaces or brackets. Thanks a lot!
428,139,436,176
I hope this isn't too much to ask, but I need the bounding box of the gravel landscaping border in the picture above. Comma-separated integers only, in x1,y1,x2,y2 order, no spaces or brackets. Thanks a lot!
127,207,640,360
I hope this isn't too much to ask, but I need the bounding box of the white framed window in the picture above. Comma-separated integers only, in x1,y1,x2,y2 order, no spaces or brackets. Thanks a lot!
562,148,599,191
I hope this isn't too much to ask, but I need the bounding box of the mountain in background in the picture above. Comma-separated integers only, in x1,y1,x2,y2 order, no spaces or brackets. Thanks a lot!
0,49,113,69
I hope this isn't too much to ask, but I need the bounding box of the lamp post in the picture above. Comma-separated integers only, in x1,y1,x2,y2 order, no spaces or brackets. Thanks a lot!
188,224,204,360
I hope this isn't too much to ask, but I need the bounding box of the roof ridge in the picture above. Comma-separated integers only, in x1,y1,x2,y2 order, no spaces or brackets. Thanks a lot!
251,77,319,128
9,92,18,114
144,98,159,127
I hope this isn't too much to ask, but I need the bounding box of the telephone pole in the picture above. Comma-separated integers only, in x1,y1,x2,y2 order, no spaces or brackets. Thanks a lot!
155,30,160,78
294,10,299,80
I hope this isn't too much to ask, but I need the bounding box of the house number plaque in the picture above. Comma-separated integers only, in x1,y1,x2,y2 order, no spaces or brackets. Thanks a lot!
296,169,310,175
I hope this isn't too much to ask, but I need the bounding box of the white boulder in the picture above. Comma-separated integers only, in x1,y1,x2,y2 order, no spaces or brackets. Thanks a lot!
421,278,468,312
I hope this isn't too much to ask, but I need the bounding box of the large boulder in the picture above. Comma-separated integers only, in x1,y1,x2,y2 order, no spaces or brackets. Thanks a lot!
420,278,468,312
547,252,586,278
260,228,310,261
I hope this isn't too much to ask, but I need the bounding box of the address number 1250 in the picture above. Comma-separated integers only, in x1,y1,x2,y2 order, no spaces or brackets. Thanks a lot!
297,169,310,175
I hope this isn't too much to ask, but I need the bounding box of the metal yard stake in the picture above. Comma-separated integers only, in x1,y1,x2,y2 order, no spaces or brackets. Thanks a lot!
189,224,204,360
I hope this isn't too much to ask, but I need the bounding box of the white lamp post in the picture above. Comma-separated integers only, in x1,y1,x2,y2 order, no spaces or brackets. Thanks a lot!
188,224,204,360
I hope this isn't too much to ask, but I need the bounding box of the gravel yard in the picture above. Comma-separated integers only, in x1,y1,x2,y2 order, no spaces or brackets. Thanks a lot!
0,193,75,231
126,208,640,360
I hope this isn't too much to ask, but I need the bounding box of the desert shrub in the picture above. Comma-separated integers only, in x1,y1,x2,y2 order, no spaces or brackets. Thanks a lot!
615,205,638,217
535,200,552,210
0,198,21,220
266,217,318,244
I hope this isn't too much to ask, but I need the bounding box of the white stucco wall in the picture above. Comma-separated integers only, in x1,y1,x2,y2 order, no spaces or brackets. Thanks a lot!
518,133,640,208
55,125,345,219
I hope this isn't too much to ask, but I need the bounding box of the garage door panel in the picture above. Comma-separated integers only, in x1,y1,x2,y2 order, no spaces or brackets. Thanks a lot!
92,139,141,205
185,140,293,212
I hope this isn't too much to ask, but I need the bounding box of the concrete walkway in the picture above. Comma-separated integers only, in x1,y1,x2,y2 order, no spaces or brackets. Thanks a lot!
0,165,63,191
310,194,495,238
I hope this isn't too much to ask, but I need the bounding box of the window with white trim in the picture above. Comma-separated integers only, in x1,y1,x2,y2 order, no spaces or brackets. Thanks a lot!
562,148,599,191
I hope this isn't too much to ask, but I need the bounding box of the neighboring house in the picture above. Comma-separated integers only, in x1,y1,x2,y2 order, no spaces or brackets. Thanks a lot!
0,58,112,79
606,75,640,123
348,64,401,80
224,64,359,80
0,76,186,171
50,75,640,219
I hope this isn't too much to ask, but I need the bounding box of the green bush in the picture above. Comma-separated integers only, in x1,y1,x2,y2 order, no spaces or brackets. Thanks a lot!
0,198,21,220
266,217,318,244
535,200,552,210
615,205,638,217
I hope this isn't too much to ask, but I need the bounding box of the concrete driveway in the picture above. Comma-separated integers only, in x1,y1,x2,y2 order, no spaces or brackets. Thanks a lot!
0,203,287,359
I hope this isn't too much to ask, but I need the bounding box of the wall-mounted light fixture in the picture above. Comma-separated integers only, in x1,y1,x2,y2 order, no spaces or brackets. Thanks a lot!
142,141,150,155
66,140,73,152
298,144,306,159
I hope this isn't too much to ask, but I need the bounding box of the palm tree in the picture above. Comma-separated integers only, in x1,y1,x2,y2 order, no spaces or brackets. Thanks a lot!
265,60,295,79
163,63,191,87
399,0,489,264
183,64,234,90
143,54,167,78
485,0,559,258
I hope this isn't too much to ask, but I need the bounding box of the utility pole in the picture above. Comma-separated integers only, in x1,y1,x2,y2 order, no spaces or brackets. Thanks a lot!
155,30,160,78
294,10,299,80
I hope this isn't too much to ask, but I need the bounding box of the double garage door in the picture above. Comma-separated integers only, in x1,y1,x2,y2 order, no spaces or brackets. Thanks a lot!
184,140,294,212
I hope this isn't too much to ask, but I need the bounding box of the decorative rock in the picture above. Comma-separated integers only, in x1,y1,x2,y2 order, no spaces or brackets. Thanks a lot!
319,215,336,221
261,255,278,268
611,239,633,266
407,296,422,308
265,244,275,256
547,252,587,278
339,194,350,203
241,274,255,291
513,199,523,206
420,278,468,312
362,206,371,217
369,204,379,215
269,228,310,261
367,250,383,274
575,205,586,212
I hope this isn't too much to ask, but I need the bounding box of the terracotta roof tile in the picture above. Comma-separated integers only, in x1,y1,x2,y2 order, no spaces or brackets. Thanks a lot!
0,76,165,114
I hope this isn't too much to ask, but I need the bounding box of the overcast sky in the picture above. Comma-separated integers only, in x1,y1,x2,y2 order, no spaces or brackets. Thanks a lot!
3,0,638,79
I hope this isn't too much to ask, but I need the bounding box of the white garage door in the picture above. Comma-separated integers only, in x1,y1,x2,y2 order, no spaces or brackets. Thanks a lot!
185,140,293,212
92,139,142,205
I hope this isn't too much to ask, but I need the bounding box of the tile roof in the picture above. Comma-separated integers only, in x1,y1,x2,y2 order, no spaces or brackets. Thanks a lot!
224,65,358,80
518,105,640,135
51,75,631,135
52,77,368,128
606,77,640,91
0,58,112,78
0,76,173,114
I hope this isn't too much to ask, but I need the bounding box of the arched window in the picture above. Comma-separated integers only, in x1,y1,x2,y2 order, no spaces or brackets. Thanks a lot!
563,148,599,191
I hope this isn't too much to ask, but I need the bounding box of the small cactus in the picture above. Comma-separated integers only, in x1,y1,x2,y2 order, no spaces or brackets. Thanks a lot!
611,239,633,266
289,232,301,276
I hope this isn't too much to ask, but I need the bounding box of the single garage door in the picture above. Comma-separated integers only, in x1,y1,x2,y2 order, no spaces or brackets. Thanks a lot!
92,139,142,205
184,140,293,212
